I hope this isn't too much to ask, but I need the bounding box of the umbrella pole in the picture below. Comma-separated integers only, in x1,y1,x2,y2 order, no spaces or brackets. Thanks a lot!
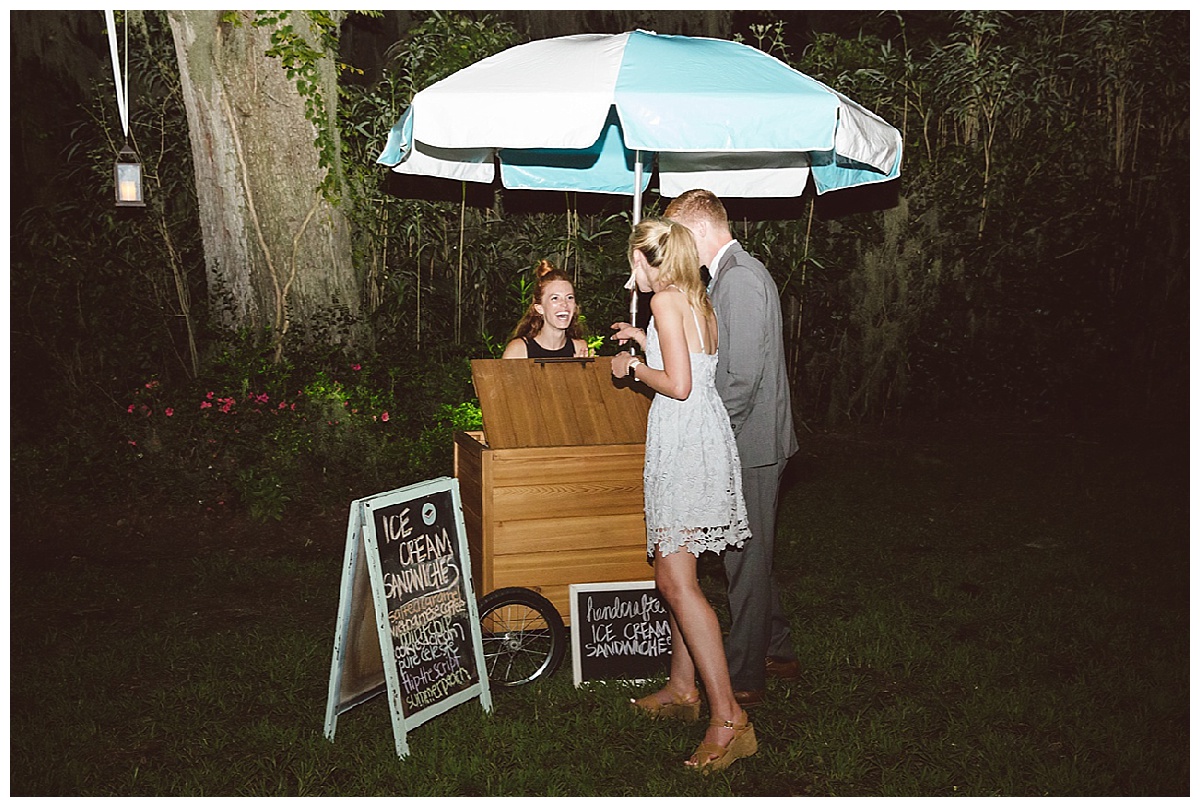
628,290,638,355
632,151,643,225
627,150,643,353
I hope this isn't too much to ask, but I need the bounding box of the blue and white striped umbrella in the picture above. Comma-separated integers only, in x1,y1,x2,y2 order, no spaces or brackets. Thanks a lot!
377,29,902,217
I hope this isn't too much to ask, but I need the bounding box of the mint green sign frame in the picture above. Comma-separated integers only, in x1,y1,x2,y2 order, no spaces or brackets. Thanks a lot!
323,476,492,758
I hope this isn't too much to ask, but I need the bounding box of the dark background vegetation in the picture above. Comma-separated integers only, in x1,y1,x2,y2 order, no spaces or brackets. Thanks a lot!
8,11,1190,795
12,12,1188,486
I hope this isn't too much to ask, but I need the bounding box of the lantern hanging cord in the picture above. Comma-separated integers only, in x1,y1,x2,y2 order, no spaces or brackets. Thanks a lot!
104,10,130,139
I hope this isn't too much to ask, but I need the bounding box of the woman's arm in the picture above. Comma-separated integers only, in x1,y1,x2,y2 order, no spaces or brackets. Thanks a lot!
612,293,693,400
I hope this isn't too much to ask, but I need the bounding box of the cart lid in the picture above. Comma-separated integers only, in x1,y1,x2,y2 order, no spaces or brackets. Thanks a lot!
470,357,651,449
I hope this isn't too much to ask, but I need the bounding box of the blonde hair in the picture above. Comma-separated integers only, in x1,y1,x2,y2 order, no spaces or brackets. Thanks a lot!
628,218,713,318
510,260,584,341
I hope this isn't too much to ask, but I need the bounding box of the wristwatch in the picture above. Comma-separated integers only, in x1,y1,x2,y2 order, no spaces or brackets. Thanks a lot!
627,357,642,377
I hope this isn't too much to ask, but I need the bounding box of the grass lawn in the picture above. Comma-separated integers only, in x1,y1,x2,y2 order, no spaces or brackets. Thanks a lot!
10,415,1189,795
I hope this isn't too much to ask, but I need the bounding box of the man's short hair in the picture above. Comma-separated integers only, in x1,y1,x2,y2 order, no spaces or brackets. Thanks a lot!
664,189,729,230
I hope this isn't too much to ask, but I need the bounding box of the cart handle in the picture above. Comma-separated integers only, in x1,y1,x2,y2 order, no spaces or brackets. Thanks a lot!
533,357,596,365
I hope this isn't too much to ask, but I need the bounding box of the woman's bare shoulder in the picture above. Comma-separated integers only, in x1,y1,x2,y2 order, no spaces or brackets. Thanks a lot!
501,338,527,359
649,287,687,316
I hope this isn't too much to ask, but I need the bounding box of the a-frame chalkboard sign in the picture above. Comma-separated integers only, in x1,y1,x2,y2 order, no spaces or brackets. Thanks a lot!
324,477,492,758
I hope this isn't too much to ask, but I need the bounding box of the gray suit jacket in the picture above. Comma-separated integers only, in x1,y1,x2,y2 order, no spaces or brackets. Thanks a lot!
710,242,799,468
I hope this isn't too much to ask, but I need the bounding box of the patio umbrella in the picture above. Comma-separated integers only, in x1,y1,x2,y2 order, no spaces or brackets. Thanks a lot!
377,29,902,222
377,29,903,327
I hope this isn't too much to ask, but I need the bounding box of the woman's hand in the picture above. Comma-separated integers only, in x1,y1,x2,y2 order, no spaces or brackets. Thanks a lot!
610,321,645,350
611,351,635,379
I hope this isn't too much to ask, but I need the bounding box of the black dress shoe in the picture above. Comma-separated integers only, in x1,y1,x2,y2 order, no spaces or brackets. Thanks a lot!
733,689,765,708
765,656,800,680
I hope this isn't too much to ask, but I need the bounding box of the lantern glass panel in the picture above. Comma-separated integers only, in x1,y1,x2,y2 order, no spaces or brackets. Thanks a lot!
115,161,143,205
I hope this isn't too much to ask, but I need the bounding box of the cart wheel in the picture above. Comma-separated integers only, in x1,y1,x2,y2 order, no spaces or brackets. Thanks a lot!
477,587,566,687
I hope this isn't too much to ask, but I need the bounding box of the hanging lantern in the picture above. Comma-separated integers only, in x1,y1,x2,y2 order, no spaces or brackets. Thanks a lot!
114,143,145,207
106,12,144,208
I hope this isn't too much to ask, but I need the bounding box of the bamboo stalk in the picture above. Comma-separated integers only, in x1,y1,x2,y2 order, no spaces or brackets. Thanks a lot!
457,183,466,344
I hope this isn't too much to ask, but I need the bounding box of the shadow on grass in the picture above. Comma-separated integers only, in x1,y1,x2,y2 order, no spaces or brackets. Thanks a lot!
9,415,1188,795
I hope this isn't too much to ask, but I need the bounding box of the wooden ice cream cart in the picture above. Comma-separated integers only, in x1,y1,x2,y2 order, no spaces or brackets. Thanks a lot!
454,356,653,685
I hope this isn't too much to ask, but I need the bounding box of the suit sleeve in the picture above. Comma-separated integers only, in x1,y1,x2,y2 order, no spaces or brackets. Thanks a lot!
716,264,770,435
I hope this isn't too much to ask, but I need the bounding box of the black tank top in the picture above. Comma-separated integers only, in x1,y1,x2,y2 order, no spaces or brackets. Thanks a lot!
523,336,575,359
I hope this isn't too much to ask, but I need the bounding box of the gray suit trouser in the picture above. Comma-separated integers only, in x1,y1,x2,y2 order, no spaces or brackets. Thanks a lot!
723,458,795,691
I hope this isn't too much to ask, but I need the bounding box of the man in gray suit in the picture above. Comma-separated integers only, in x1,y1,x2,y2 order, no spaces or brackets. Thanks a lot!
665,189,800,708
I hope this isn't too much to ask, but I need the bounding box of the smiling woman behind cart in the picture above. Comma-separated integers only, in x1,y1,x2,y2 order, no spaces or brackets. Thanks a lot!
502,260,591,359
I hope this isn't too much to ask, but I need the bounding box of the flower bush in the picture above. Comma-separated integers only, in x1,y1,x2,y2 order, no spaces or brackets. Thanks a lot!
118,346,480,522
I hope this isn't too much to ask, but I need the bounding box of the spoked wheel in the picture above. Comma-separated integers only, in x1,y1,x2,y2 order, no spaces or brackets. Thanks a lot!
477,587,566,687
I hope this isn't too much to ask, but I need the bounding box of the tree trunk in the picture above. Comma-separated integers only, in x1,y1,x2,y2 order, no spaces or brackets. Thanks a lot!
167,10,362,357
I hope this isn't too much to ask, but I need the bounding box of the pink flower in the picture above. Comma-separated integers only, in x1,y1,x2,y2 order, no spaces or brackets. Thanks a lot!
127,404,135,414
165,408,174,417
128,440,137,446
200,401,212,409
206,391,215,400
352,364,362,371
278,402,288,410
381,411,389,422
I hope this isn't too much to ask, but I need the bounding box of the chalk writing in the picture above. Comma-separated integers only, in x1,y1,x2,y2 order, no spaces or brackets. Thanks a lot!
373,492,478,715
379,508,414,543
396,527,454,565
583,594,670,658
572,583,672,684
586,591,666,624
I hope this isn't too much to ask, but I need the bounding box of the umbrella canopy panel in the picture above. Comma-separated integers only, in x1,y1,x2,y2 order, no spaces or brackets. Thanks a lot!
379,30,902,199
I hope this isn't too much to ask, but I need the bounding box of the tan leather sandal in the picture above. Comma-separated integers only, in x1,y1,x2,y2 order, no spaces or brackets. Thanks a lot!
686,714,757,773
629,688,702,723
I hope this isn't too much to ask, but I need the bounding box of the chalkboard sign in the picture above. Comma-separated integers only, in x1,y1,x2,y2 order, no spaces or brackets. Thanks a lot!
569,581,671,686
324,477,492,758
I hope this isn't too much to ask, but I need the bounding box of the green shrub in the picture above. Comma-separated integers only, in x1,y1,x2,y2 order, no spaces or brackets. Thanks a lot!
109,339,480,522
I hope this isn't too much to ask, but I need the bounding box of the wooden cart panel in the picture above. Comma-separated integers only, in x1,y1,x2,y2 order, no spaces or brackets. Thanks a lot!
493,512,647,556
493,546,653,620
491,480,643,522
454,357,653,624
471,358,648,449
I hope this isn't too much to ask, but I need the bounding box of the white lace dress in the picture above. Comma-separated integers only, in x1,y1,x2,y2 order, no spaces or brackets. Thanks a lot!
642,304,752,558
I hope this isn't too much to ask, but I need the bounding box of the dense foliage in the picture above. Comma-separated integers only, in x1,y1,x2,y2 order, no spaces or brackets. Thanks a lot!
10,11,1187,520
340,10,1188,424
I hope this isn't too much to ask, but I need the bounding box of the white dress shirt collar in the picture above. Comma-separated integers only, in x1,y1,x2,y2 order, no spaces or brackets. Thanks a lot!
708,239,738,288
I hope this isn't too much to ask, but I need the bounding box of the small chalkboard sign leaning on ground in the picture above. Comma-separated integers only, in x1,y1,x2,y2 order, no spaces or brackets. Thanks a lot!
569,581,671,687
324,477,492,758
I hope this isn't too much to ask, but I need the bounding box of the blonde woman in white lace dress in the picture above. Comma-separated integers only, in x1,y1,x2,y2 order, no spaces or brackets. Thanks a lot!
610,218,757,773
